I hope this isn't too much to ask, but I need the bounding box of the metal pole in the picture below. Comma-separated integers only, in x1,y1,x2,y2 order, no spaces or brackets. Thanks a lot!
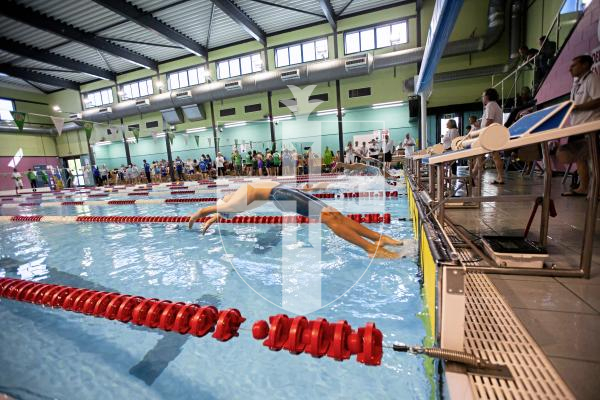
580,133,599,278
437,164,445,223
420,94,427,149
539,142,552,247
163,119,175,183
121,118,132,166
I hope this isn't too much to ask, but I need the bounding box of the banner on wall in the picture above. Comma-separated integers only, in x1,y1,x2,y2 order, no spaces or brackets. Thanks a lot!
208,137,211,147
168,132,175,145
194,135,199,146
183,133,189,145
132,127,140,143
83,121,93,141
10,111,26,132
152,132,159,143
50,116,65,136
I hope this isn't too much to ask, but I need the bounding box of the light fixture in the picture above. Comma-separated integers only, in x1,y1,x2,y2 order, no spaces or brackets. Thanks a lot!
52,105,61,112
126,137,137,143
273,114,293,122
372,101,405,109
155,132,166,138
316,108,344,116
223,121,247,128
186,127,207,133
94,141,112,146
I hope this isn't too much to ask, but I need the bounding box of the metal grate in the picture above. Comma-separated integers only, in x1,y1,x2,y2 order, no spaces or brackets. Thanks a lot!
464,272,574,399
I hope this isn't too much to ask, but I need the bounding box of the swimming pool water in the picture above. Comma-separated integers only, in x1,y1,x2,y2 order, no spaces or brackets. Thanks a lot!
0,184,433,400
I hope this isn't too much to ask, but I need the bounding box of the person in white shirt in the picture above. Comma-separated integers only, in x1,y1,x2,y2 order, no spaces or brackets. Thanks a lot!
344,141,354,164
12,168,23,193
557,55,600,196
476,88,505,184
442,120,460,151
402,133,416,156
216,152,225,176
368,139,380,165
381,134,395,170
357,142,368,162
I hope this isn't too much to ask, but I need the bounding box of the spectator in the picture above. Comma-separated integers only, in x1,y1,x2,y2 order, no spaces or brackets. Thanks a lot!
558,55,600,196
518,45,530,64
476,88,505,184
442,119,460,151
12,168,23,193
216,152,225,176
468,115,481,132
402,133,416,157
538,36,557,74
381,134,395,170
143,159,151,183
26,169,37,191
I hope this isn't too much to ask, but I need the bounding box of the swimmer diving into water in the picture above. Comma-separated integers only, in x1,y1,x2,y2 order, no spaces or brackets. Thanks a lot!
188,180,404,258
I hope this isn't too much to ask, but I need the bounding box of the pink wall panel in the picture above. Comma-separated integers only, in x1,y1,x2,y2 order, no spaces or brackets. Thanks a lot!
536,1,600,104
0,156,60,191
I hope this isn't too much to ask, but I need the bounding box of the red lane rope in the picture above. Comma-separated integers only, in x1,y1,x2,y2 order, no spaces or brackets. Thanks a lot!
0,278,244,341
165,198,217,203
108,200,137,205
61,201,85,206
7,213,392,224
11,215,43,221
252,315,382,366
0,278,382,365
170,190,196,195
128,192,150,196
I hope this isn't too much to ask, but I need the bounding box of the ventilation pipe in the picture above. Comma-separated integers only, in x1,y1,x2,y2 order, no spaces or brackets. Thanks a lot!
404,0,523,92
0,122,81,135
68,0,507,124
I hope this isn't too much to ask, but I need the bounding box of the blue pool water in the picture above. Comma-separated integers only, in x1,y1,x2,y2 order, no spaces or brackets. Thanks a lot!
0,183,432,399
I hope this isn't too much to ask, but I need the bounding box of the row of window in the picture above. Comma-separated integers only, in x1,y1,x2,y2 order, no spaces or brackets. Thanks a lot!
82,20,408,108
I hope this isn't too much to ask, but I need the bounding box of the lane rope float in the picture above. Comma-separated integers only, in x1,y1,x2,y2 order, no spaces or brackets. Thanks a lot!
0,213,392,225
0,278,382,366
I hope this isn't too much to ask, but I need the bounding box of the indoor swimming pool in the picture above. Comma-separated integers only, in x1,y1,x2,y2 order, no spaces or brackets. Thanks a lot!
0,180,432,400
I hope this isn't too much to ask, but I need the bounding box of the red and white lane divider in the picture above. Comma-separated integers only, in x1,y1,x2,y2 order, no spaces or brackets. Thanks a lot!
0,213,392,224
0,191,400,208
0,277,382,365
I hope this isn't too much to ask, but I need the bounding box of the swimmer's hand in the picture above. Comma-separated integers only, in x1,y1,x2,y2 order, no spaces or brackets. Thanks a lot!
202,213,221,234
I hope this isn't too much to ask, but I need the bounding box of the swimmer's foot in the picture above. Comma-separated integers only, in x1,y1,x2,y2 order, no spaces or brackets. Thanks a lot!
378,236,403,247
368,246,401,259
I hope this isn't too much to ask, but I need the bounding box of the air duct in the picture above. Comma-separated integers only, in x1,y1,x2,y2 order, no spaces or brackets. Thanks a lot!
0,122,81,135
404,0,523,93
75,0,507,123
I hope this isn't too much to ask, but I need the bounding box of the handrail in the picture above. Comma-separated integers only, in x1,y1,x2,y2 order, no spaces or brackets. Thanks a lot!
491,0,586,105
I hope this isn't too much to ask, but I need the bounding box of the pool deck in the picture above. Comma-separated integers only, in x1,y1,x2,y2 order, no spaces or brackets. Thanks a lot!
446,171,600,400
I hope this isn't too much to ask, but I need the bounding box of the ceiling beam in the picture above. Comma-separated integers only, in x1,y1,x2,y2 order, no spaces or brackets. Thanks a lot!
1,0,158,70
91,0,208,58
211,0,266,46
319,0,337,30
0,65,80,91
0,38,116,81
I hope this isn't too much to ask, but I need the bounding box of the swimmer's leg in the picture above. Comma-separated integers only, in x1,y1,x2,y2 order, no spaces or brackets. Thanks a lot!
321,208,402,246
320,210,399,258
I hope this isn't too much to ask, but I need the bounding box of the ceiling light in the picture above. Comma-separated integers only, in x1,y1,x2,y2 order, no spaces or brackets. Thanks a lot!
52,105,61,112
223,122,247,128
186,127,207,133
372,101,405,109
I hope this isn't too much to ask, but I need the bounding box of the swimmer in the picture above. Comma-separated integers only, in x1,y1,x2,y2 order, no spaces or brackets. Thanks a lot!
188,181,404,258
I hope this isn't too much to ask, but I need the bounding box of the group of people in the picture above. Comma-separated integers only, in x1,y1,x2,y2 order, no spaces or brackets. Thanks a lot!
434,54,599,195
344,134,400,171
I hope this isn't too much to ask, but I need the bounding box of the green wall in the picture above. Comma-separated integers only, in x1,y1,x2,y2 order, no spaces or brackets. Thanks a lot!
1,0,522,162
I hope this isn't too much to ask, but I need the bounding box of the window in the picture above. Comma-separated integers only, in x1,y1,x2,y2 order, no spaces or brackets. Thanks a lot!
275,38,329,68
167,66,207,90
0,98,15,120
119,78,153,101
217,53,262,80
345,20,408,54
82,88,113,109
